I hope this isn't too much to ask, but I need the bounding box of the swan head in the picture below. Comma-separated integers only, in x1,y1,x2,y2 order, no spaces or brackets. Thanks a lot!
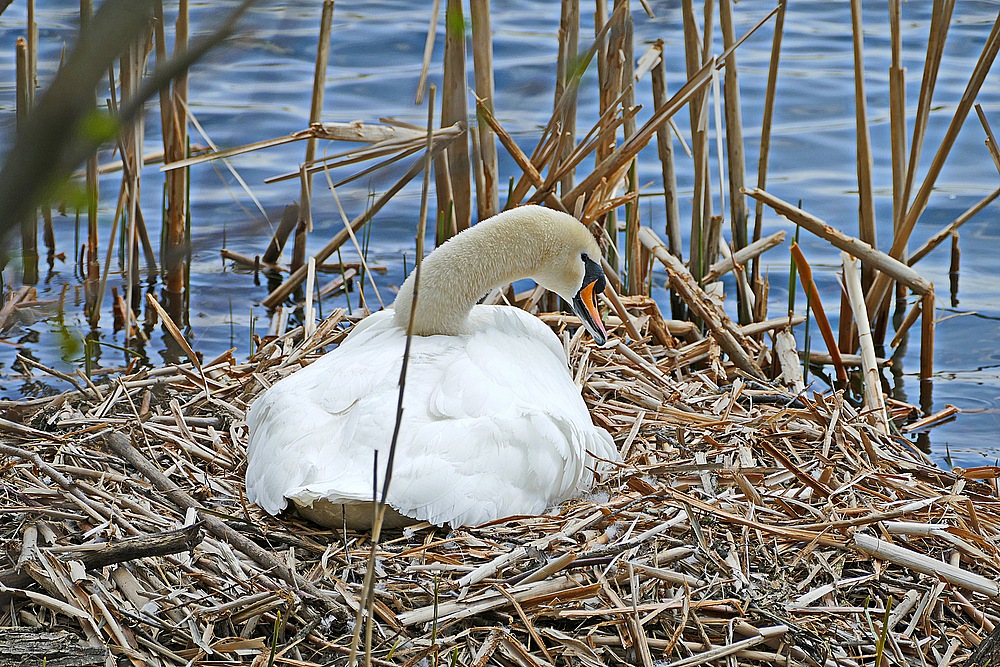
529,218,609,346
394,205,610,344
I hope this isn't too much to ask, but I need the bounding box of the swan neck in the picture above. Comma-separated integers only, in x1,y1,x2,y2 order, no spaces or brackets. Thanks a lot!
393,217,545,335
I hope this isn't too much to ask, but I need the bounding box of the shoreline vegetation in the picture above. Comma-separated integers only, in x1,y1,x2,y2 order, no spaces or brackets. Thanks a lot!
2,1,1000,665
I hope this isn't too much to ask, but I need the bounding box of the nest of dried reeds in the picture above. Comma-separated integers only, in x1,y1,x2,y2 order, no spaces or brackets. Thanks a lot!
2,302,999,667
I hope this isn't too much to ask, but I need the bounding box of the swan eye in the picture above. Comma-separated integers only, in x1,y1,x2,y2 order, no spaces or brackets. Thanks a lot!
580,253,604,292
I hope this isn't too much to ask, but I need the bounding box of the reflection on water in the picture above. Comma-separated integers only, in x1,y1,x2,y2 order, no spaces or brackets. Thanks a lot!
1,1,999,465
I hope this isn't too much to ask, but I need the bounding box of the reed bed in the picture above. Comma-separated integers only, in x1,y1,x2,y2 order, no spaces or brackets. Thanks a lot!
1,303,999,666
4,1,1000,665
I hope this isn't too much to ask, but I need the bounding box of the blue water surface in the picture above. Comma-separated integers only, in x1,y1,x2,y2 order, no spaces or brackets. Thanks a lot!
0,1,998,466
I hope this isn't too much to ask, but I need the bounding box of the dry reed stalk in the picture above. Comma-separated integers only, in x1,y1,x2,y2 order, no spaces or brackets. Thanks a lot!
615,1,643,296
900,0,954,217
854,533,1000,598
80,3,101,325
15,37,37,285
441,0,471,236
292,167,309,275
556,0,580,197
842,252,889,433
594,0,623,273
415,0,441,105
719,0,751,323
123,37,147,344
908,186,1000,266
261,203,300,265
25,0,55,265
920,289,935,381
300,0,335,236
949,231,960,307
261,128,461,308
790,243,847,384
888,0,907,234
849,0,877,292
868,10,1000,320
681,0,709,284
168,121,446,172
26,0,35,107
750,0,784,283
649,44,681,262
470,0,499,219
164,0,189,308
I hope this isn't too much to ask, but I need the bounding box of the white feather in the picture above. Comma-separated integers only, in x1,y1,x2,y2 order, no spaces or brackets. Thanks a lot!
245,306,617,528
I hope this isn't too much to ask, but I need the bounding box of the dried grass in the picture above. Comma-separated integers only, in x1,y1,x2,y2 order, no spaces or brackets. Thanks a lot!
2,301,997,666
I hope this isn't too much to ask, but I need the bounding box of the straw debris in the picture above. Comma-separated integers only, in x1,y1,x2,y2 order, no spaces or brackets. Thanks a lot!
2,303,997,666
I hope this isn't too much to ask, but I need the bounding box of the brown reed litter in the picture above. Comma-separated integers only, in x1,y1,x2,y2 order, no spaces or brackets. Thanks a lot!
1,302,998,667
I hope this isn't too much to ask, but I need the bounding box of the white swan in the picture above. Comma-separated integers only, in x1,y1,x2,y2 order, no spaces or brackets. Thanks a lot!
245,205,619,529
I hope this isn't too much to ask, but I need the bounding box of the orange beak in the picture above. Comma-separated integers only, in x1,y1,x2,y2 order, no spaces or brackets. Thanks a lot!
572,280,608,345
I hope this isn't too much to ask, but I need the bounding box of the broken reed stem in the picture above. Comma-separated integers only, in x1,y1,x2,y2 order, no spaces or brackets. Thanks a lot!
975,103,1000,175
703,230,784,283
841,252,889,434
262,203,300,265
949,231,960,307
82,0,101,326
26,0,55,266
441,0,471,235
791,243,847,384
124,37,145,345
640,226,765,380
920,289,935,381
595,0,622,274
470,0,499,220
650,42,682,260
682,0,709,284
26,0,36,107
745,188,932,297
618,2,643,296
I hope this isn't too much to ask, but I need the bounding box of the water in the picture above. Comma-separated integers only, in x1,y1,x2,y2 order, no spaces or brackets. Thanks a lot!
0,1,999,466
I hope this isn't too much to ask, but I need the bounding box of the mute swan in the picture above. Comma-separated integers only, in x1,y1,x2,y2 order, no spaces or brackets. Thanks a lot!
245,205,619,529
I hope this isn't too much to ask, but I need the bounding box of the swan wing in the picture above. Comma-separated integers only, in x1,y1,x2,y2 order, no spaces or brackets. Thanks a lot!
385,307,617,526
